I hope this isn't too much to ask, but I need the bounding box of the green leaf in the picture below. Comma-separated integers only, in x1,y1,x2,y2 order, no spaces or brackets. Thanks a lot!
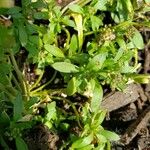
114,48,124,62
7,6,21,15
25,97,38,110
26,43,39,58
101,130,120,141
15,137,28,150
0,63,11,74
72,13,83,51
71,134,93,149
79,144,94,150
90,16,103,31
22,0,30,7
44,44,64,58
0,25,15,49
0,111,10,126
87,53,107,71
13,93,23,121
33,12,49,20
94,110,107,126
94,143,105,150
94,0,107,10
69,4,83,14
145,0,150,3
90,80,103,112
46,101,56,121
67,77,77,96
0,135,9,150
131,74,150,84
123,0,134,13
52,62,78,73
18,22,28,47
69,34,78,56
113,0,133,22
62,16,75,27
130,30,144,49
96,133,107,143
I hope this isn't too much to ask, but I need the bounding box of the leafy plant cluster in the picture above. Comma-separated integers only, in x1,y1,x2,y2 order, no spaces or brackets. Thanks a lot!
0,0,150,149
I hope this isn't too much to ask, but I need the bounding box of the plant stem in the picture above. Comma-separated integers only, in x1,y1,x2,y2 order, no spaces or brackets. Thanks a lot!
30,70,44,91
62,27,70,50
30,70,57,94
52,96,83,129
12,74,22,92
9,51,28,100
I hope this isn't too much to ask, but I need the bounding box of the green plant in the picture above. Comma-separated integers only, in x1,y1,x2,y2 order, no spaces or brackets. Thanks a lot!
0,0,150,149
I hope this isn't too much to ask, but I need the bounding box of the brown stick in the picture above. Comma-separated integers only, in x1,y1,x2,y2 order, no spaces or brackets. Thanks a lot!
120,106,150,145
101,84,140,112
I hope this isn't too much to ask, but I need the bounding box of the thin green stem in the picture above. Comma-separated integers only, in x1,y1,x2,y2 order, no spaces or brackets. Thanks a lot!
84,31,96,36
31,71,57,94
12,74,22,92
52,96,83,129
30,70,44,91
62,27,70,50
30,88,66,97
9,51,28,100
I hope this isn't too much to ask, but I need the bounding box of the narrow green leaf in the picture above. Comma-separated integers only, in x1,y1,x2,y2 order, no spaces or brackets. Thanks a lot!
52,62,78,73
33,12,49,20
15,137,28,150
62,16,75,27
71,134,93,149
18,23,28,47
44,44,64,58
87,53,107,71
130,30,144,49
69,4,83,14
101,130,120,141
46,102,56,121
13,93,23,121
79,144,94,150
69,34,78,56
72,13,83,51
94,110,107,126
90,16,103,31
0,111,10,126
94,0,107,10
114,48,124,62
132,74,150,84
22,0,30,7
67,77,77,96
96,134,107,143
0,135,9,150
90,80,103,112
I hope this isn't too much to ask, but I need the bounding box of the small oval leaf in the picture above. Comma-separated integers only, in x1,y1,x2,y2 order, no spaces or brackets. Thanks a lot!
52,62,78,73
131,30,144,49
101,130,120,141
16,137,28,150
66,77,77,96
71,134,93,149
44,44,64,58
